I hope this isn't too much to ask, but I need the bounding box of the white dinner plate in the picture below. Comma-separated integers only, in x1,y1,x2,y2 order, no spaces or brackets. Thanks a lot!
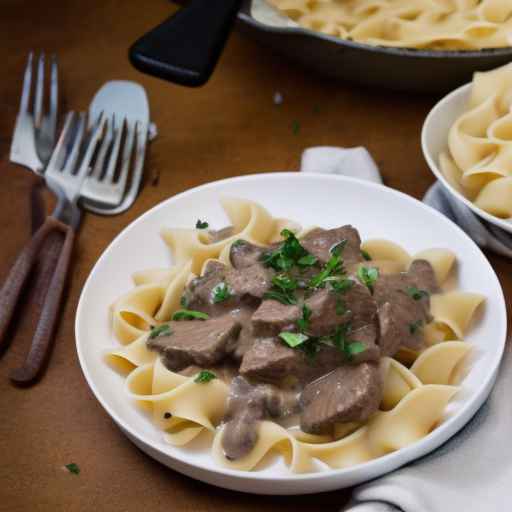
422,81,512,234
76,173,506,495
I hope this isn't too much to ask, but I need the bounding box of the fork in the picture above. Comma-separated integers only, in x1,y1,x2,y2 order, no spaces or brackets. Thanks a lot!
10,52,58,231
0,112,115,383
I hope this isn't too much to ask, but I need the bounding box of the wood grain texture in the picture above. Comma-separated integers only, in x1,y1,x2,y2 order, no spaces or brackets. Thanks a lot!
0,1,510,511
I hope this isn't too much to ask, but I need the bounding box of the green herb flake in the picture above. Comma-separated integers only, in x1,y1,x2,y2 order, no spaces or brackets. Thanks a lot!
297,254,318,267
279,332,309,348
407,286,429,301
149,324,172,339
231,239,246,248
261,229,310,273
194,370,217,384
65,463,80,475
195,219,209,229
357,266,379,293
345,341,366,359
292,120,300,135
308,252,344,289
172,309,209,321
180,295,188,308
212,282,232,304
301,339,320,360
361,249,372,261
263,290,298,305
297,305,312,333
335,297,347,316
330,239,347,256
409,319,424,335
330,278,354,294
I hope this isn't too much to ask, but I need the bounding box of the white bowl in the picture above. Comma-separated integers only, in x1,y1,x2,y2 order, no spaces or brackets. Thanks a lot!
76,173,506,495
422,82,512,234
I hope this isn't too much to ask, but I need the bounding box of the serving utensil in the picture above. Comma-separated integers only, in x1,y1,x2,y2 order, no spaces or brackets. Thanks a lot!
0,111,139,384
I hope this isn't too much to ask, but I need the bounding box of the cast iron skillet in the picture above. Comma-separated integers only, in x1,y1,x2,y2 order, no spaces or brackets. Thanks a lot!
129,0,512,93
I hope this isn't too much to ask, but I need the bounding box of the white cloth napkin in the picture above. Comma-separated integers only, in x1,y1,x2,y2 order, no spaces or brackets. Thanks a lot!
301,146,512,258
300,146,512,512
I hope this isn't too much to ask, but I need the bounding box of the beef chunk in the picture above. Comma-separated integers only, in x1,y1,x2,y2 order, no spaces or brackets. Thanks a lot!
306,281,377,337
231,325,255,362
300,362,382,434
373,259,437,355
348,324,381,364
251,300,301,337
221,376,299,460
187,261,274,313
230,240,267,269
239,337,345,384
147,315,241,371
300,226,364,267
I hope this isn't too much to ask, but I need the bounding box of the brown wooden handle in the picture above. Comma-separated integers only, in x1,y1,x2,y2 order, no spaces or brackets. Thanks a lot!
0,216,67,351
10,222,75,384
30,175,47,234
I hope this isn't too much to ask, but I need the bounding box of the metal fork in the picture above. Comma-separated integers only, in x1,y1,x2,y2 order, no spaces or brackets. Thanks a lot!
10,52,58,230
0,112,125,384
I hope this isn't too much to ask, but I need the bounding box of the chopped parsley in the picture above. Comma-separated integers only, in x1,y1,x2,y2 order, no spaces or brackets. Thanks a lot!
172,309,209,321
65,463,80,475
297,304,312,332
330,278,354,294
263,273,299,305
344,341,366,358
262,290,297,305
361,249,372,261
179,295,188,308
261,229,309,272
194,370,217,383
330,324,366,360
409,319,424,335
407,286,429,301
309,251,344,289
297,254,318,267
149,324,172,339
231,239,246,248
195,219,209,229
335,297,347,316
357,266,379,293
212,282,232,303
279,332,309,348
330,239,347,256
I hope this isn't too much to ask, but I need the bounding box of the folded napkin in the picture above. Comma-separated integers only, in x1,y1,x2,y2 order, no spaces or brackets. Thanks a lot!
300,146,512,512
301,146,512,258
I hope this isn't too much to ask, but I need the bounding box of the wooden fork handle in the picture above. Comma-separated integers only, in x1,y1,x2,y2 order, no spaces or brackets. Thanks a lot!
10,221,75,384
0,216,69,351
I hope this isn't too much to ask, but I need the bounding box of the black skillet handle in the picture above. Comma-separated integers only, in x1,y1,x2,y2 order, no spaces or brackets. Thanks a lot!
129,0,243,87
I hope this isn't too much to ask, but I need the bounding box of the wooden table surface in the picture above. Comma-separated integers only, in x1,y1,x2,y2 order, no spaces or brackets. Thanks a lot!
1,1,510,511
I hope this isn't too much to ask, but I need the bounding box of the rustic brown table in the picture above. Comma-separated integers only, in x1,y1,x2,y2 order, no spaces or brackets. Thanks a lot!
1,1,510,511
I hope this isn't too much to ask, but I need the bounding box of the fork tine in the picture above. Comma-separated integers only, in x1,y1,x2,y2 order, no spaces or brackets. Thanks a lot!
46,111,75,172
89,113,114,180
62,112,86,175
75,114,108,182
116,120,136,196
19,52,33,114
48,54,58,145
104,116,124,183
34,53,45,127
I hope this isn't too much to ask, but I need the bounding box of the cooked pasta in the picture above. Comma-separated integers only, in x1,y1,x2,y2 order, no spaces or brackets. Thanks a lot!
105,198,484,473
264,0,512,50
440,62,512,220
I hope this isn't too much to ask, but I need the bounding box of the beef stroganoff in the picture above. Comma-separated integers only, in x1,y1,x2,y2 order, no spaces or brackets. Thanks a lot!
265,0,512,50
105,198,484,473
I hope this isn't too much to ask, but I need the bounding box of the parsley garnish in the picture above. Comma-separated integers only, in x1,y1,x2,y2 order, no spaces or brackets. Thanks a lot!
357,266,379,293
279,331,309,348
330,324,366,360
263,273,299,305
194,370,217,383
262,290,297,305
330,239,347,256
335,297,347,316
407,286,429,301
409,319,424,335
297,304,312,332
345,341,366,358
172,309,209,321
212,282,232,303
195,220,209,229
297,254,318,267
231,239,246,248
361,249,372,261
149,324,172,339
262,229,309,271
65,463,80,475
309,251,344,289
330,278,354,294
179,295,188,308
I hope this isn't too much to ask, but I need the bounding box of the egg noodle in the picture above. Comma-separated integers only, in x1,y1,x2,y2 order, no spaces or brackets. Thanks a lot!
441,63,512,220
105,198,484,473
266,0,512,50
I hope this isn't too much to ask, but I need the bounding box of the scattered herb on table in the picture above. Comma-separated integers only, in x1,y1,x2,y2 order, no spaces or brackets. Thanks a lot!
357,266,379,293
409,319,424,335
194,370,217,383
65,463,80,475
149,324,172,339
407,286,429,301
279,331,309,348
212,282,232,303
195,219,209,229
361,249,372,261
172,309,209,321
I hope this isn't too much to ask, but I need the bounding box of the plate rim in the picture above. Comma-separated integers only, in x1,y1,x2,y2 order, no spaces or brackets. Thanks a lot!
75,172,507,487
